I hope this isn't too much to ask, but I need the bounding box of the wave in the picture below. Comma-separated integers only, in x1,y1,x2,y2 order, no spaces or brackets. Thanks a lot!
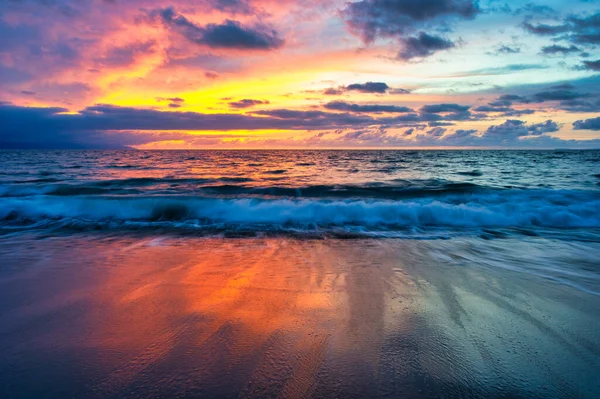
1,190,598,237
456,170,483,177
0,178,486,199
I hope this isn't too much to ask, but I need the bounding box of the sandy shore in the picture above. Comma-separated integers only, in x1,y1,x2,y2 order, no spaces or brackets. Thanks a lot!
0,235,599,398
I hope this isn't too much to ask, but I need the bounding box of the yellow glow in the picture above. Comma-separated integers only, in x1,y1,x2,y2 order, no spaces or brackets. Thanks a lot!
96,68,323,114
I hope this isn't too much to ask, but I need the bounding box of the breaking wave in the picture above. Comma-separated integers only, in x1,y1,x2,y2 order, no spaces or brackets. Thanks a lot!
1,189,598,238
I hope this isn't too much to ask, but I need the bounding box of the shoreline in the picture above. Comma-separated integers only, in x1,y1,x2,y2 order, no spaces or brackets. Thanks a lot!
1,235,599,398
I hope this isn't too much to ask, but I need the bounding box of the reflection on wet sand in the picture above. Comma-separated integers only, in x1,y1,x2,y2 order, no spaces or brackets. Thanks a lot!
0,236,599,398
91,239,405,398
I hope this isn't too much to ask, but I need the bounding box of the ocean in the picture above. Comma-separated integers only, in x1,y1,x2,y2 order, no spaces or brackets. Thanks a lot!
1,150,599,398
1,149,599,238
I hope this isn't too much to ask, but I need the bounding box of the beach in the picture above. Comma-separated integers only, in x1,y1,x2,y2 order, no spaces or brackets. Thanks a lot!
1,234,599,398
3,0,600,395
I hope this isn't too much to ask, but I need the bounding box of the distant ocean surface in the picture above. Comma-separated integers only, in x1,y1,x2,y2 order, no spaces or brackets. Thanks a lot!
1,149,599,239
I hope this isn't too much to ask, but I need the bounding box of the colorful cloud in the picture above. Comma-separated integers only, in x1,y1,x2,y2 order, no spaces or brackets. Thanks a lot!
0,0,599,148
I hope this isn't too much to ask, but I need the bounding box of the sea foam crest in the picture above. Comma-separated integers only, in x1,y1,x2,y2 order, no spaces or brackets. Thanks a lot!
1,190,598,231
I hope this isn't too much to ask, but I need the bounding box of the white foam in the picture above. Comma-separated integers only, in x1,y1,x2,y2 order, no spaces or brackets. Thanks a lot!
1,190,598,230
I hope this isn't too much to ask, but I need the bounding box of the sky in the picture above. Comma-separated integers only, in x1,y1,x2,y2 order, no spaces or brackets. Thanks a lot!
0,0,599,149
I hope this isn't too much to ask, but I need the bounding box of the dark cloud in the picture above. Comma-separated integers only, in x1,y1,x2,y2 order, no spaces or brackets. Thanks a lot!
493,83,597,112
474,105,508,113
562,12,600,45
442,111,477,121
488,44,522,55
387,108,479,123
502,108,536,117
453,128,477,136
251,109,375,126
484,119,558,139
500,94,531,103
0,101,494,149
1,103,597,149
523,21,569,36
426,126,447,137
323,101,413,113
581,59,600,71
540,44,582,55
346,82,390,93
428,121,455,127
0,102,388,137
0,103,374,148
342,0,478,59
343,0,479,42
559,98,600,112
420,103,470,113
322,82,410,95
527,119,560,134
320,119,599,148
473,105,535,117
434,120,567,147
0,104,169,149
155,7,283,50
156,97,185,103
573,116,600,130
398,32,455,60
533,88,589,102
496,79,600,113
229,99,270,108
489,94,531,106
523,11,600,46
390,113,437,123
488,78,600,114
199,20,283,50
362,118,590,148
156,97,185,106
323,88,344,95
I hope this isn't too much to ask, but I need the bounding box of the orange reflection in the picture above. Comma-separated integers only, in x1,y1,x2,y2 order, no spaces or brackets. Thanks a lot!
79,238,412,397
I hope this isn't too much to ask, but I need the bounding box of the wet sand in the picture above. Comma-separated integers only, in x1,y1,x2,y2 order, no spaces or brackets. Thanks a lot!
0,235,599,398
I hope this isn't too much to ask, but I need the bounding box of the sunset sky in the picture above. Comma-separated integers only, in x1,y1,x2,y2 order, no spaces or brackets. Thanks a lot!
1,0,599,149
